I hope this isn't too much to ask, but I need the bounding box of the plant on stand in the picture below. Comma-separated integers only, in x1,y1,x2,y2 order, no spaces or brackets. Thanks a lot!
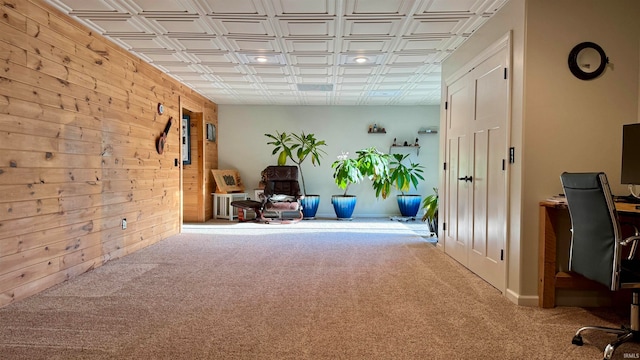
265,131,327,219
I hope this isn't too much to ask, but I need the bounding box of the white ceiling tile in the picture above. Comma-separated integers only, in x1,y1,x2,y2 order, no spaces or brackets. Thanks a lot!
387,53,437,65
172,37,224,51
293,67,333,76
47,0,118,13
278,19,336,37
338,66,378,76
211,19,275,36
247,66,290,75
283,39,335,53
345,0,413,16
396,38,446,51
191,53,237,63
225,37,281,52
272,0,336,16
125,0,195,14
405,18,464,36
288,54,333,66
197,0,266,15
149,18,210,35
341,39,391,52
343,18,402,37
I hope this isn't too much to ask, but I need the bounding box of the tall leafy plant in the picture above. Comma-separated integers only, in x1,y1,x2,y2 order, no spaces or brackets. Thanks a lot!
331,147,390,197
289,132,327,196
331,152,363,196
372,153,424,199
265,131,327,195
265,131,293,166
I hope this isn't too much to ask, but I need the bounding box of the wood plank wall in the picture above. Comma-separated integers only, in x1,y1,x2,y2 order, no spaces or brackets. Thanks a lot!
0,0,218,307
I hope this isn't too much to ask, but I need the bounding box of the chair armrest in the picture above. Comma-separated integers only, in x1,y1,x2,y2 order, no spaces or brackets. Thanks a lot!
620,222,640,259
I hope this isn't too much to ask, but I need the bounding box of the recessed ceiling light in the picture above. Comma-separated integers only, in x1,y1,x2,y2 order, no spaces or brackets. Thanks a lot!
354,57,368,64
255,56,268,63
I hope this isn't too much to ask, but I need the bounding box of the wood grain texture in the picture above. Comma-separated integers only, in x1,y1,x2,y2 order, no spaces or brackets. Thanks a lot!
0,0,218,307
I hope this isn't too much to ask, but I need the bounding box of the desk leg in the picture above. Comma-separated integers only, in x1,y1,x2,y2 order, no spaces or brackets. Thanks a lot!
538,205,559,308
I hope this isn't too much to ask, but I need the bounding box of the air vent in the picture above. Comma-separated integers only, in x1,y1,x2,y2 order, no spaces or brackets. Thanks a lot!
296,84,334,92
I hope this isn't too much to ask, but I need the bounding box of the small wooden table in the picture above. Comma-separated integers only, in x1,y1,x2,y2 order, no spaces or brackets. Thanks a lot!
538,200,640,308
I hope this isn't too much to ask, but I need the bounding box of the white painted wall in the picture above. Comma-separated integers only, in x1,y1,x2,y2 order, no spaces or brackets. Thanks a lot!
218,105,440,218
442,0,640,305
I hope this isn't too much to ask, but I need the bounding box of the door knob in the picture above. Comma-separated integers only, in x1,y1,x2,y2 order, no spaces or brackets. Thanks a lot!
458,176,473,182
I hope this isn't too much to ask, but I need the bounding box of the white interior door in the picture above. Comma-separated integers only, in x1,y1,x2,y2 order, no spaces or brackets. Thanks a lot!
443,41,509,292
467,49,508,291
443,74,473,266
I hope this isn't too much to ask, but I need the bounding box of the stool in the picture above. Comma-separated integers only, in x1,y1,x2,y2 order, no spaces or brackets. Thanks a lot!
212,193,248,220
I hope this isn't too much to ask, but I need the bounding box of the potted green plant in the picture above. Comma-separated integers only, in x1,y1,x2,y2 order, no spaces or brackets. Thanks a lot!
421,187,438,235
289,132,327,219
388,153,425,217
331,147,389,220
265,131,327,219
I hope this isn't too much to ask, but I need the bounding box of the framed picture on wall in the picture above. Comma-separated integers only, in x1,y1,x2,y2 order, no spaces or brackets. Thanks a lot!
182,115,191,165
206,123,216,142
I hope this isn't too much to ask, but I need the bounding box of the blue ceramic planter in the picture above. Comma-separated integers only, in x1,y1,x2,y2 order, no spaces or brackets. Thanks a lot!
301,195,320,219
331,195,357,220
397,195,422,217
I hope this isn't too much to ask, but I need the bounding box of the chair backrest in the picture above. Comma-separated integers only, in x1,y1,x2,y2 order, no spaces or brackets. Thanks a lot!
560,172,622,290
261,166,301,198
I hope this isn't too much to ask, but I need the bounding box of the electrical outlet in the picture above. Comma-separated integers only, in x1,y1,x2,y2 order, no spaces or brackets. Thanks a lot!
122,218,127,230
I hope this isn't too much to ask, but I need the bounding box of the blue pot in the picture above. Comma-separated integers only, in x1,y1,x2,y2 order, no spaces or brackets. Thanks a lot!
331,195,357,220
397,195,422,217
301,195,320,219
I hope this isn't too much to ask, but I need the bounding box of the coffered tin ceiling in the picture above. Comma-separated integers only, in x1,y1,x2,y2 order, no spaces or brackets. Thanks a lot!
44,0,508,105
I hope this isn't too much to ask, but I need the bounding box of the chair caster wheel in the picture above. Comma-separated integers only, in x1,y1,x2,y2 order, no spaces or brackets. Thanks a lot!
571,335,583,346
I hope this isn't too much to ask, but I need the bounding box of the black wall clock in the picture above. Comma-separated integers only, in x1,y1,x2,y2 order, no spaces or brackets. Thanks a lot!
568,42,608,80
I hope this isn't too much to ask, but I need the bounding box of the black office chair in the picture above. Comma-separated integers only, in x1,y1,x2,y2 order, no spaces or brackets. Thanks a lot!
560,172,640,359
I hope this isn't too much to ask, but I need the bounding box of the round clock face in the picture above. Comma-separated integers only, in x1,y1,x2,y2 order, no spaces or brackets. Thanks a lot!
157,103,164,115
568,42,608,80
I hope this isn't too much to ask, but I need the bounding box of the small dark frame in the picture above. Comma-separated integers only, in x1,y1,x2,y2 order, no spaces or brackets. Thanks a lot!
568,42,608,80
206,123,216,142
182,115,191,165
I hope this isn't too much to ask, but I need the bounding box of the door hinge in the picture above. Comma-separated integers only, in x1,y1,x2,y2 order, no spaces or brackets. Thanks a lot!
502,159,505,171
509,147,515,163
504,68,508,79
443,162,447,171
500,249,504,261
442,222,446,231
445,101,448,110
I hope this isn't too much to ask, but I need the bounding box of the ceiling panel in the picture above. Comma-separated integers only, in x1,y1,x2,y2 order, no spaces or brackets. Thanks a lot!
44,0,508,105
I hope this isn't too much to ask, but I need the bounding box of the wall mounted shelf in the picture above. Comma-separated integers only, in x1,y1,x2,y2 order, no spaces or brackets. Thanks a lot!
390,145,421,155
418,129,438,134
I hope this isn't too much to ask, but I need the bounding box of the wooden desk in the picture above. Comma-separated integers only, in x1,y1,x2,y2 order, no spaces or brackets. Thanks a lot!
538,200,640,308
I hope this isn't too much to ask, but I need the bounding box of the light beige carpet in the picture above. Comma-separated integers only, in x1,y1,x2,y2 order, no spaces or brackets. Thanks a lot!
0,219,637,359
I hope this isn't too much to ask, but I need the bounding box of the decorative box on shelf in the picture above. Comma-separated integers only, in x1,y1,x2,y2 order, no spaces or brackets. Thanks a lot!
367,124,386,133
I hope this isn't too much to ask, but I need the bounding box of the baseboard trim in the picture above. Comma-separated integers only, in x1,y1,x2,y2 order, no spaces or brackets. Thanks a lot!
505,288,538,307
